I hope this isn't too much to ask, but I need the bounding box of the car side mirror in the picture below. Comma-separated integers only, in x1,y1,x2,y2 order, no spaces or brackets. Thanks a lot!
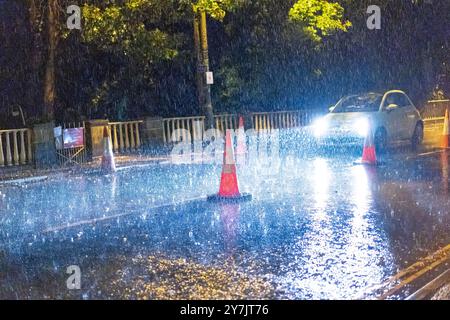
386,103,399,112
328,105,335,113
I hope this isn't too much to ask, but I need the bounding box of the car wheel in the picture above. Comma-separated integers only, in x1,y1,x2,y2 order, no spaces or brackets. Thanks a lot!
374,128,387,154
411,123,424,151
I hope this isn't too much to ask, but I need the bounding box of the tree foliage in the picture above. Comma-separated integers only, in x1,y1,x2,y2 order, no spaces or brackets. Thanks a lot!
0,0,449,126
82,2,180,64
289,0,351,41
192,0,242,20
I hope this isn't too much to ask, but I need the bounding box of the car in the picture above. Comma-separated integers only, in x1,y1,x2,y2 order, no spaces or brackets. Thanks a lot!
311,90,424,151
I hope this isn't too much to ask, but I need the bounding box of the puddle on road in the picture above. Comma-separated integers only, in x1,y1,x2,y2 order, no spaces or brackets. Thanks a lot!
1,151,450,299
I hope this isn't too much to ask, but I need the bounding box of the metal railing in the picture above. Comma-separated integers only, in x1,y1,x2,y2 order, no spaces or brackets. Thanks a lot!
0,128,33,167
423,116,445,125
162,109,324,144
109,120,143,153
215,114,239,134
3,101,446,169
162,116,205,144
252,110,320,131
421,99,450,120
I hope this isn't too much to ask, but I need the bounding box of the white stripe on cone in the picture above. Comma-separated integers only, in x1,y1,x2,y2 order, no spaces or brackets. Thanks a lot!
224,130,235,165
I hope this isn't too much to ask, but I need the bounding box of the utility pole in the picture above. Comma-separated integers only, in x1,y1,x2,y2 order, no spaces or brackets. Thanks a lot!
193,7,214,129
193,12,206,121
200,10,214,129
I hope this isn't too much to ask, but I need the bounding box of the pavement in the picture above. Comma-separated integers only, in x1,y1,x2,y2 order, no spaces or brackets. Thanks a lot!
0,154,169,184
0,121,449,300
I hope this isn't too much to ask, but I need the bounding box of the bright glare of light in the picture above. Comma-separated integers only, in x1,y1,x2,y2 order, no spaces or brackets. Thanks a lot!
313,118,328,137
353,118,369,137
312,158,330,215
350,165,370,217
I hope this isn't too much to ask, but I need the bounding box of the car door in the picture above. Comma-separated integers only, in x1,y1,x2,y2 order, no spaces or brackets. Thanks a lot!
382,93,409,141
399,93,420,139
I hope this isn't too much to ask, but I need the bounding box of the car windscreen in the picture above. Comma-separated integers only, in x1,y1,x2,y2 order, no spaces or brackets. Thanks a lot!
332,94,382,113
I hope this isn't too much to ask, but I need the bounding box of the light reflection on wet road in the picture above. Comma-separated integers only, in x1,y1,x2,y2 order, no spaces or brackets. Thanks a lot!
1,146,450,299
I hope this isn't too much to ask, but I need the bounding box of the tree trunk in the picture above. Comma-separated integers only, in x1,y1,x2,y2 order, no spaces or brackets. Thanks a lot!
28,0,41,66
43,0,58,121
28,0,44,117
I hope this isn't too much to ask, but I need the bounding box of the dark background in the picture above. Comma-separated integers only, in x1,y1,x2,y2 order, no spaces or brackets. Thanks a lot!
0,0,449,127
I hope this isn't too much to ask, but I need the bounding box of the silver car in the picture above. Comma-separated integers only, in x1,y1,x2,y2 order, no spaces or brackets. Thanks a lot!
311,90,424,151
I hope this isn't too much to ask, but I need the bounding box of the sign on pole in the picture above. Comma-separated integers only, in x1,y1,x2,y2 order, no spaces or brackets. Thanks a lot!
206,71,214,85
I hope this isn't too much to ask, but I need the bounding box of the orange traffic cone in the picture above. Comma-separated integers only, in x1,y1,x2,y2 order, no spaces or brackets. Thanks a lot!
441,108,450,149
354,126,380,166
207,130,252,202
236,116,247,164
101,126,116,173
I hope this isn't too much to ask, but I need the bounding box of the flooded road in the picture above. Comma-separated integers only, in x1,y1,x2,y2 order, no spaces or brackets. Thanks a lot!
1,140,450,299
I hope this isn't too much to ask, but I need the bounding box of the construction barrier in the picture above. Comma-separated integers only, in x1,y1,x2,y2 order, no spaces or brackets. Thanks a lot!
55,121,88,166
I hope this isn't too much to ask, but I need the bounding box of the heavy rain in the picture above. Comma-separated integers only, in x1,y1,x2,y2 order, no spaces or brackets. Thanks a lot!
0,0,449,303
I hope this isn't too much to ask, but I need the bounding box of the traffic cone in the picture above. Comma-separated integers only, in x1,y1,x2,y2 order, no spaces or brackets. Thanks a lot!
354,126,380,166
101,126,116,173
236,116,247,165
441,108,450,149
207,130,252,202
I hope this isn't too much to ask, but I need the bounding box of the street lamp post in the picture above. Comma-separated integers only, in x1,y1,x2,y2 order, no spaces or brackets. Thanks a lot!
200,10,214,129
193,7,214,130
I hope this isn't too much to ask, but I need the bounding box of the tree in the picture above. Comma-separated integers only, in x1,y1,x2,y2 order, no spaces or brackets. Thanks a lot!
2,0,448,124
80,0,240,122
289,0,351,42
316,0,450,105
43,0,58,121
80,1,187,119
211,0,351,112
191,0,241,128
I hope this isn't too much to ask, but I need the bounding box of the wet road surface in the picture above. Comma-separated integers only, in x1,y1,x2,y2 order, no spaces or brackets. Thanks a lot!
1,129,450,299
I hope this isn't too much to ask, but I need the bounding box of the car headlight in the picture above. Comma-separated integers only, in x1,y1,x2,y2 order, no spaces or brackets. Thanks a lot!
353,118,369,137
313,118,328,137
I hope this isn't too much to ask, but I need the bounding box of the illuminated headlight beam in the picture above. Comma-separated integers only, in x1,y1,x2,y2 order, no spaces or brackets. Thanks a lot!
313,118,328,138
353,118,369,137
